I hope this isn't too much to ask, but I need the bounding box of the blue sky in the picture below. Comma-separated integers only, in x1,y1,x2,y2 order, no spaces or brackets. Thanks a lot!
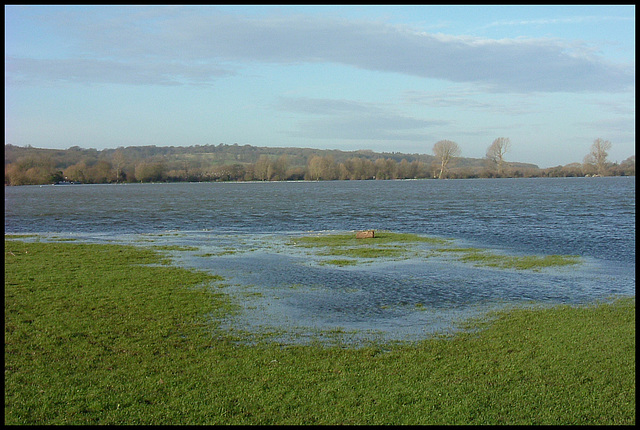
4,5,635,168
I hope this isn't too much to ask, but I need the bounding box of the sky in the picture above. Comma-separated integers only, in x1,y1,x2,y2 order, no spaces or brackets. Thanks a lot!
4,5,635,168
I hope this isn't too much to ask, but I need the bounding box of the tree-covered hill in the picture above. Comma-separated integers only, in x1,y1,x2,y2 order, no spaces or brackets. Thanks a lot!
4,143,633,185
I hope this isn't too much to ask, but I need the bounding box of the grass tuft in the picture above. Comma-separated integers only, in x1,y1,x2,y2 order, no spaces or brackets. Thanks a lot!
443,249,582,270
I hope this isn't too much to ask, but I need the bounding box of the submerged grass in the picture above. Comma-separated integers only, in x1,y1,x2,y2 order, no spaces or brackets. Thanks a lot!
291,231,582,271
4,238,635,425
151,244,199,252
434,248,582,271
319,259,359,267
292,231,450,248
290,231,447,263
317,246,406,259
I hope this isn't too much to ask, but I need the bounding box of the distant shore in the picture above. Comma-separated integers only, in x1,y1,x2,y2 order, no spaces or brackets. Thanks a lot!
5,143,635,185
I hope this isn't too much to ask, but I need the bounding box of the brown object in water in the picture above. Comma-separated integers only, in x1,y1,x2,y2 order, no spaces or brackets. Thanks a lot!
356,230,375,239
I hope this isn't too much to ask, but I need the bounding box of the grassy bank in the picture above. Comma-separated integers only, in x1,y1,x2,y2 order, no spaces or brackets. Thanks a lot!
4,238,635,425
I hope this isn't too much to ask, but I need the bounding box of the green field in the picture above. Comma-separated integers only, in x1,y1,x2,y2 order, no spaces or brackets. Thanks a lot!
4,238,635,425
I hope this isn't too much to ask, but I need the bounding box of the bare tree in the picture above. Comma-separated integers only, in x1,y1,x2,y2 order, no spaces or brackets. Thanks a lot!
112,149,126,183
486,137,511,176
432,140,461,179
583,138,612,176
306,155,338,180
254,154,272,181
265,155,289,181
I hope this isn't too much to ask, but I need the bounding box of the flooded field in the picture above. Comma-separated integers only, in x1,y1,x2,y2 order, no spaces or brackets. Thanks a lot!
5,178,635,344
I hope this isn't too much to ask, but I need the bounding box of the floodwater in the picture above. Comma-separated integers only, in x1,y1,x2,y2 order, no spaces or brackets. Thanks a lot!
5,177,635,344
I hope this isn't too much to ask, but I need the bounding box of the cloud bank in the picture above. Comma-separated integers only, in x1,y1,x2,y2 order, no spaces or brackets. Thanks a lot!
275,97,449,142
5,7,634,92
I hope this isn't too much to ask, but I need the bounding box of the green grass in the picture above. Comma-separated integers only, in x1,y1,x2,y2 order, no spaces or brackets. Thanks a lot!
290,231,448,263
435,248,582,271
4,239,635,425
150,244,199,252
320,259,359,266
291,231,450,248
290,231,582,271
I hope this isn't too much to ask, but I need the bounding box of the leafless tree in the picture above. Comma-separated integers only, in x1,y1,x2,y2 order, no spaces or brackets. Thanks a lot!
583,138,612,176
269,155,289,181
306,155,338,180
112,149,126,183
486,137,511,176
254,154,272,181
432,140,461,179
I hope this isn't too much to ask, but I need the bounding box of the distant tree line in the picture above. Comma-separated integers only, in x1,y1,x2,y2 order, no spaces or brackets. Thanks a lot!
4,139,635,186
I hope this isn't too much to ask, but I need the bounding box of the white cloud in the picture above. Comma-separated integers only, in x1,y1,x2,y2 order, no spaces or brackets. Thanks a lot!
578,117,635,134
5,7,635,92
481,15,634,29
274,97,382,115
275,97,448,141
4,57,236,86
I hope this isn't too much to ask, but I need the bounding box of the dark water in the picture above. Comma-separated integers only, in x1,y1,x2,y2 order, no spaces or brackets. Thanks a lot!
5,177,635,344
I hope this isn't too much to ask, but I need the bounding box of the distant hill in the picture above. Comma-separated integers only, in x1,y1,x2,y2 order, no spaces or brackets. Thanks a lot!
4,143,538,169
5,142,633,185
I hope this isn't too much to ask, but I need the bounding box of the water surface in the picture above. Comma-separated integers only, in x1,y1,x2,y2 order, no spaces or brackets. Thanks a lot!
5,177,635,344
